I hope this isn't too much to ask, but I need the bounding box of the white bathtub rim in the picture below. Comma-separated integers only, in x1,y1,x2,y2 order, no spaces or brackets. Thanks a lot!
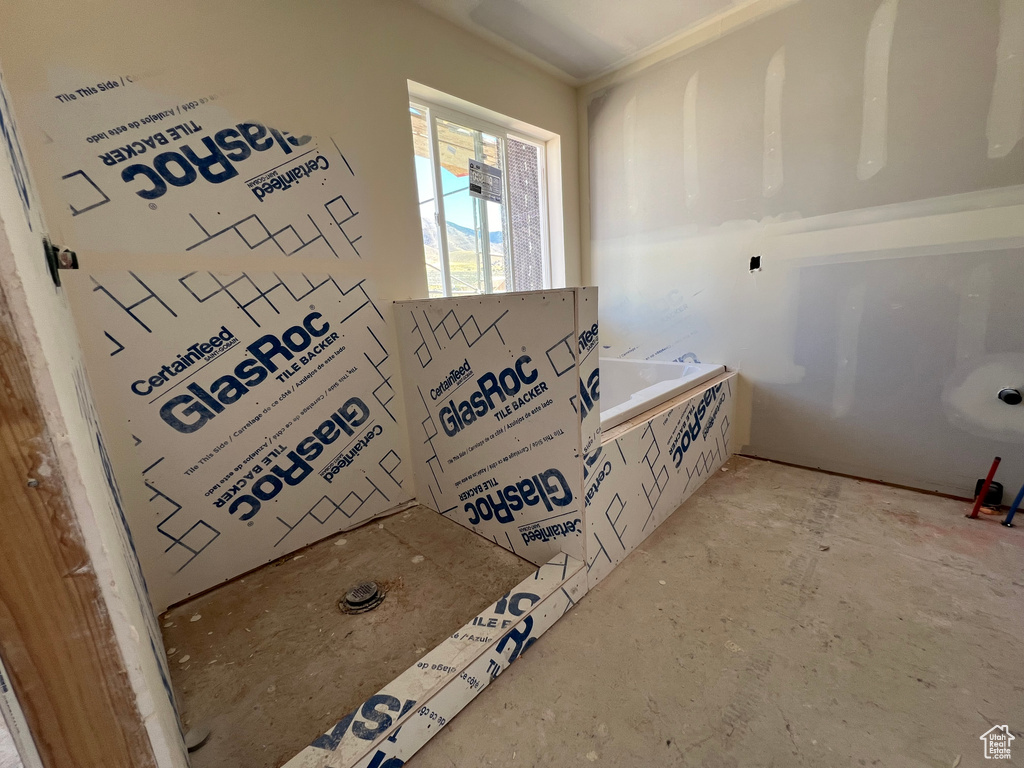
599,362,726,432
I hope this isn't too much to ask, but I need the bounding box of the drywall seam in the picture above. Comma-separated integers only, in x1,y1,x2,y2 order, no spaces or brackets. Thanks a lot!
765,205,1024,261
987,0,1024,158
577,81,592,287
408,6,581,86
768,185,1024,235
683,72,700,209
624,95,639,216
857,0,899,181
594,195,1024,266
832,282,865,418
763,47,785,198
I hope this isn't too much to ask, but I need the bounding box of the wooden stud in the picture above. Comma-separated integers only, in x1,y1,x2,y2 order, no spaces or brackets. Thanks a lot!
0,277,158,768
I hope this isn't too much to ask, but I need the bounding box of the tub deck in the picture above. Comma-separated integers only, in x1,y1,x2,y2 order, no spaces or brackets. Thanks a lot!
599,360,725,431
600,369,734,444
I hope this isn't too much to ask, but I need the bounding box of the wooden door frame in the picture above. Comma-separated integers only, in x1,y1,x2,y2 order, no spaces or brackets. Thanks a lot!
0,276,159,768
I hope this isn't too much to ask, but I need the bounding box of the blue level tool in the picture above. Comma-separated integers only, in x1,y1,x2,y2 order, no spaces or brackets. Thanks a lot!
1003,482,1024,528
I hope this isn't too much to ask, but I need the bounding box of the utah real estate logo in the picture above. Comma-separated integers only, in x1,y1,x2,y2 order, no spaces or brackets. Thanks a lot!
980,725,1014,760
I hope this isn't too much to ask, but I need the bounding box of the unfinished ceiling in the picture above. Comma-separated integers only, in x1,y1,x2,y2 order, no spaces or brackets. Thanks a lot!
410,0,739,82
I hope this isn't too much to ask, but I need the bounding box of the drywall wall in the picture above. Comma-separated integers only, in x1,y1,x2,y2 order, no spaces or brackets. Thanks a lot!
582,0,1024,497
0,70,185,767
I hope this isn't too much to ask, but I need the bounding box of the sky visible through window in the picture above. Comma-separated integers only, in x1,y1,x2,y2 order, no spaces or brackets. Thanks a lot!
415,156,476,230
411,102,543,297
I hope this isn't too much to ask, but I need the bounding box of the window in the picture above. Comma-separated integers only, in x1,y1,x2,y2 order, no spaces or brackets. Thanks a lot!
410,100,550,297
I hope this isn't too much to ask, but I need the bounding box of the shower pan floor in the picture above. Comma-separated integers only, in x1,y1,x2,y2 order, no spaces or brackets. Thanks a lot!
159,506,534,768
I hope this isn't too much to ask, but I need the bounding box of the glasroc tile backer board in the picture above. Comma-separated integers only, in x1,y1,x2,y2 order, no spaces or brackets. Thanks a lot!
36,71,363,261
284,289,738,767
586,373,736,588
67,268,411,610
18,64,742,768
577,285,603,503
394,291,586,565
38,68,415,611
284,553,585,768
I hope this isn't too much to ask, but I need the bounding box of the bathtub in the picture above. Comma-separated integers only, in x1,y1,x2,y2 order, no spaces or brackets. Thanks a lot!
599,358,726,432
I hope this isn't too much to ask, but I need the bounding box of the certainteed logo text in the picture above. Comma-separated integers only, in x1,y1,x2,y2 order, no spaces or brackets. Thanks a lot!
430,358,472,401
131,326,238,397
147,312,338,435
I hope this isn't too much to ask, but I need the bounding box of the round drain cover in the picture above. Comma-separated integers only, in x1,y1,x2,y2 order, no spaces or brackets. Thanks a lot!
340,581,385,614
184,724,211,752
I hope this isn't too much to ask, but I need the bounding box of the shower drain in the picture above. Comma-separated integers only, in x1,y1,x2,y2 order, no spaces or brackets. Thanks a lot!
339,580,385,614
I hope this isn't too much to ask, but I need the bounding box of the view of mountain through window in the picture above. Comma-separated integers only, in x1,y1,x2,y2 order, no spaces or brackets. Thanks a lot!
410,102,547,297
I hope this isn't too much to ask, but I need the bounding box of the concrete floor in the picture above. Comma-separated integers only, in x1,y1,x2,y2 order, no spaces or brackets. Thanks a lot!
160,506,534,768
412,456,1024,768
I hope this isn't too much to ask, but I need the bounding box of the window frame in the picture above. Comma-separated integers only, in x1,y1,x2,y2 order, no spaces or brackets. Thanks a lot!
411,97,552,298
